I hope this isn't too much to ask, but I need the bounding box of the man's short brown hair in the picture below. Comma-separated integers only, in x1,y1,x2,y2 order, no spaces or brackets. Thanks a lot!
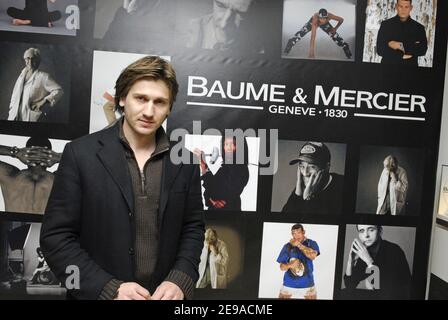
114,56,179,110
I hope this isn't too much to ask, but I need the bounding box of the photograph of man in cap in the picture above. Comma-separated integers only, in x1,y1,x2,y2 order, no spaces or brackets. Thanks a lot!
282,142,344,214
284,8,352,59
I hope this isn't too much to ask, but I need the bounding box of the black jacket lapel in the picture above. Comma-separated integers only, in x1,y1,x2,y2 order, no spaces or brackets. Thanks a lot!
96,127,134,214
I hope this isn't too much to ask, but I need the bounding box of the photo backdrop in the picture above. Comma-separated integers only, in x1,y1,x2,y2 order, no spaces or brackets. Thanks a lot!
0,0,447,300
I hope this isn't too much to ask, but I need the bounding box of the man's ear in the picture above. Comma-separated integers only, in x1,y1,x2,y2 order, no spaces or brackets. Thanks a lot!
119,97,125,108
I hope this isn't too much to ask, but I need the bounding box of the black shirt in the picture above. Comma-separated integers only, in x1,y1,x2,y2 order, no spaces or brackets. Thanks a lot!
377,15,427,66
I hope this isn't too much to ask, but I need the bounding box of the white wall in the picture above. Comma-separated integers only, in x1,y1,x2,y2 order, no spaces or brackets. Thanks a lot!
428,43,448,289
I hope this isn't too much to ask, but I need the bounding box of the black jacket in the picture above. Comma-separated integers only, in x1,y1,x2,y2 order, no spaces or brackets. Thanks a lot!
377,15,427,66
40,124,204,299
343,239,412,299
282,173,344,214
201,164,249,211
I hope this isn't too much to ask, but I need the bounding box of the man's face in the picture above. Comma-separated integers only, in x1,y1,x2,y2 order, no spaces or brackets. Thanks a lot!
205,229,217,244
223,138,236,154
213,0,252,42
120,79,171,139
298,160,323,184
357,225,379,248
23,52,38,71
291,228,305,242
384,157,397,172
396,0,412,20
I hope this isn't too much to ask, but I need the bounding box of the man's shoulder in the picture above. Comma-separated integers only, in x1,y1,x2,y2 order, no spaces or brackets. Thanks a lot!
305,238,318,247
329,172,344,186
381,15,398,26
409,17,426,30
380,239,405,254
68,125,118,151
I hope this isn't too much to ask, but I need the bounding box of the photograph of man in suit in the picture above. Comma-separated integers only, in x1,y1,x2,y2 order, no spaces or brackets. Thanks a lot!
40,56,205,300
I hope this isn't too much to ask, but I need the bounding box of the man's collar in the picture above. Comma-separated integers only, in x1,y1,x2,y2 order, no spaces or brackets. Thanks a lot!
117,117,170,155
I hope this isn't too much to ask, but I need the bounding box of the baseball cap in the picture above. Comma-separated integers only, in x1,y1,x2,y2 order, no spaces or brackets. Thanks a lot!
289,142,331,166
318,8,328,18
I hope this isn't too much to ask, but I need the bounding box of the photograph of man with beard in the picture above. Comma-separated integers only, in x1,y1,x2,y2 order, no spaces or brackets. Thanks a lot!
277,224,319,299
342,225,413,300
356,145,423,216
281,142,344,214
196,228,229,289
376,155,408,215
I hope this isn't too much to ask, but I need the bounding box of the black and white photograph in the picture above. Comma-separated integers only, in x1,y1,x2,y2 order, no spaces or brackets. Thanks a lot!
0,220,65,298
0,0,79,36
185,133,259,212
271,140,346,215
93,0,180,47
0,134,68,215
89,50,170,134
0,42,71,124
282,0,356,61
184,0,266,54
363,0,436,67
340,224,415,299
258,222,338,300
437,165,448,220
195,220,245,293
355,145,424,216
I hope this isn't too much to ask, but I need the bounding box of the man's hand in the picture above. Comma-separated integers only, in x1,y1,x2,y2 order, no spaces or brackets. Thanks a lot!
388,41,404,52
15,146,61,167
303,170,324,200
151,281,184,300
289,237,305,248
209,244,218,255
389,171,397,183
193,148,208,174
352,239,374,267
209,198,227,209
403,54,413,59
30,99,48,112
114,282,150,300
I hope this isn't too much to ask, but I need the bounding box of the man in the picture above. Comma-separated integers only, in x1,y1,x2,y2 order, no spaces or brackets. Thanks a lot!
277,224,319,299
376,155,408,215
8,48,63,122
187,0,254,51
196,228,229,289
284,8,352,59
282,142,344,214
343,225,412,299
40,56,205,300
0,137,61,214
376,0,427,66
